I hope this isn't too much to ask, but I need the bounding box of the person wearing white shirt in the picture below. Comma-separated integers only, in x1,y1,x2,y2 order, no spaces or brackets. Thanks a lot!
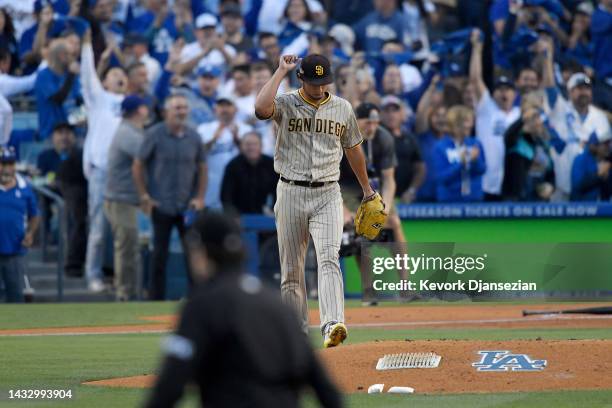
80,30,128,292
251,61,286,157
122,33,161,92
401,0,434,61
222,64,257,125
256,0,324,35
537,36,612,201
177,13,236,85
0,49,38,145
198,95,252,209
381,40,423,93
547,73,612,200
469,29,520,200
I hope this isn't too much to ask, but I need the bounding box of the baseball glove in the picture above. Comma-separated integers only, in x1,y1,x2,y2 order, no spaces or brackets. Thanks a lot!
355,192,388,240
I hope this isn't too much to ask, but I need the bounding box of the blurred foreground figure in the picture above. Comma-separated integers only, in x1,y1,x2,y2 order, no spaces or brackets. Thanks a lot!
144,212,342,408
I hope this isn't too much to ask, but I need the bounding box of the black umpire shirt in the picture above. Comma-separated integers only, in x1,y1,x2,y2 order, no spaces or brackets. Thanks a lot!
144,272,342,408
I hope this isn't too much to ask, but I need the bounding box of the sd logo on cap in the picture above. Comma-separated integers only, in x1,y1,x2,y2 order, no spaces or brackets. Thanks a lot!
297,54,333,85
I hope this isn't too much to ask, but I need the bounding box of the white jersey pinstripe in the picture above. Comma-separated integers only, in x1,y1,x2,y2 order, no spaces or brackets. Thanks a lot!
260,88,363,334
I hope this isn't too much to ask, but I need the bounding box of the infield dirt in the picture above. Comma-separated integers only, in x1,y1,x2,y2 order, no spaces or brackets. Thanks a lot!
84,339,612,394
75,303,612,395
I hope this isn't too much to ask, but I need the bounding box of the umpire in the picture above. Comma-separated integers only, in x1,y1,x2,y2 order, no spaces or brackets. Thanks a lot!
144,212,342,408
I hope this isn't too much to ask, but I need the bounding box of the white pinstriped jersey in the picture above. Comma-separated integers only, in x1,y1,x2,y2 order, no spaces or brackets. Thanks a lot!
266,89,363,182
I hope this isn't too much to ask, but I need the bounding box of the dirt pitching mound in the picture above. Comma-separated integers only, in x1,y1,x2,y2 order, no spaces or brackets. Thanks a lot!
322,339,612,394
85,339,612,394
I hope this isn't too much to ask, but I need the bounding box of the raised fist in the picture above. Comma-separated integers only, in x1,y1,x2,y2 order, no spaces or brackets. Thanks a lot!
279,55,299,72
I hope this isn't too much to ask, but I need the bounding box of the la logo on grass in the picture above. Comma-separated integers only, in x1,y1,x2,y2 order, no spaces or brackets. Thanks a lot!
472,350,547,372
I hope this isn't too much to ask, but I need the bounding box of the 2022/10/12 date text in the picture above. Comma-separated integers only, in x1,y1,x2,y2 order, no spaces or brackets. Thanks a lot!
8,389,73,399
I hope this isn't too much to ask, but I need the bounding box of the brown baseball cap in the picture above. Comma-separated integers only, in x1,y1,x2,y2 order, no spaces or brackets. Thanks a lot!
297,54,333,85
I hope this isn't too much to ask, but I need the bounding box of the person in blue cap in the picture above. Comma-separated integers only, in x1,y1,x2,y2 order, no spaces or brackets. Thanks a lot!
570,131,612,201
0,147,40,302
104,95,150,301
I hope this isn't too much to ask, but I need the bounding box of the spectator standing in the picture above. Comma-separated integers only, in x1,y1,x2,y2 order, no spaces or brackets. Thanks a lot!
515,67,541,104
256,32,282,70
0,147,39,303
570,132,612,201
469,29,520,201
379,95,425,203
327,0,374,26
251,61,281,156
0,47,37,145
52,123,88,277
221,132,276,214
80,30,127,292
278,0,314,56
127,0,191,65
591,0,612,112
156,43,220,128
566,5,593,71
400,0,435,61
122,33,161,91
340,103,413,303
132,94,207,300
36,122,74,240
0,8,19,73
226,64,256,124
103,95,149,301
379,39,423,93
416,105,447,202
502,105,554,201
184,65,220,127
126,61,159,125
432,105,486,202
19,1,65,73
250,0,326,36
144,212,341,408
197,95,252,210
177,13,236,81
414,75,447,202
543,46,611,201
353,0,407,53
34,38,81,140
219,3,253,64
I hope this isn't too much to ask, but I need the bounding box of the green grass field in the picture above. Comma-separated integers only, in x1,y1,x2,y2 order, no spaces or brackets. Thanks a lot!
1,302,611,408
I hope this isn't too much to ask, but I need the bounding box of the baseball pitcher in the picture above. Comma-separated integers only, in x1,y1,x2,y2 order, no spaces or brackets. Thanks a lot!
255,54,386,347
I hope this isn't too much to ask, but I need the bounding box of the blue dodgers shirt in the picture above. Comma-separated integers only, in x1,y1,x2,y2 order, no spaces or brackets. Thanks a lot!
416,131,440,202
353,10,407,53
432,135,487,202
0,175,39,255
591,5,612,79
570,149,611,201
34,67,81,140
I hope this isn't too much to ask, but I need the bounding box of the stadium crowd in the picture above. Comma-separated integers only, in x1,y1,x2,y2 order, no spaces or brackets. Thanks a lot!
1,0,611,300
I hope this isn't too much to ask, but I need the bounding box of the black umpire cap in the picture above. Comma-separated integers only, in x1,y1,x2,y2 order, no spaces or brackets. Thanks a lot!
188,211,246,268
297,54,333,85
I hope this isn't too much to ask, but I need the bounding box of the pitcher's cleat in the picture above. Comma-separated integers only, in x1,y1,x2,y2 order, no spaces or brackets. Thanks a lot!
323,322,347,348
